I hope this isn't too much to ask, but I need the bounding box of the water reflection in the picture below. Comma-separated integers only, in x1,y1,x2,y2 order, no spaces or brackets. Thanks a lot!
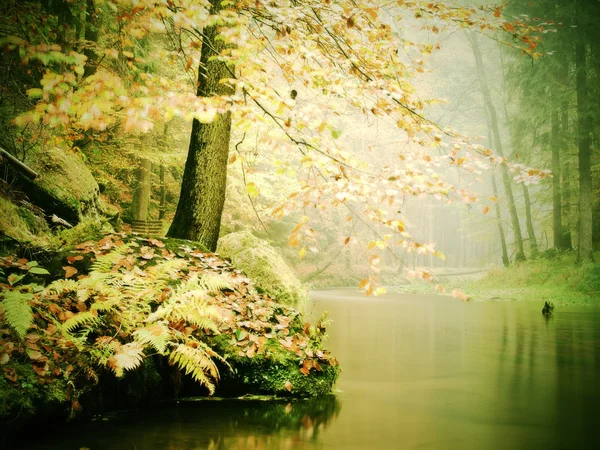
21,396,341,450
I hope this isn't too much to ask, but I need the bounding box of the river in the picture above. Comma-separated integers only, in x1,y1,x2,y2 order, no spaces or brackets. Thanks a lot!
21,290,600,449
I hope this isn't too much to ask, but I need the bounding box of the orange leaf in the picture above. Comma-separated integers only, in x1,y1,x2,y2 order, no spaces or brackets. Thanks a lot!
483,206,490,215
494,8,501,18
503,22,515,32
63,266,78,278
285,381,292,392
344,237,350,245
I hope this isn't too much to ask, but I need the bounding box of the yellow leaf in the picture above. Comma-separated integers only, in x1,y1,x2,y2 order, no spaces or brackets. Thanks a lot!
299,247,306,259
246,182,259,197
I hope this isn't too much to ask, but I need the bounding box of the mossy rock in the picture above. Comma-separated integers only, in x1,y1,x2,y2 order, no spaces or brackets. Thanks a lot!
25,147,101,223
218,231,307,307
216,355,340,397
0,196,52,248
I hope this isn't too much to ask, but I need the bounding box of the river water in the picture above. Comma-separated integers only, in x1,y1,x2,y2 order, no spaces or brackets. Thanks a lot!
22,290,600,449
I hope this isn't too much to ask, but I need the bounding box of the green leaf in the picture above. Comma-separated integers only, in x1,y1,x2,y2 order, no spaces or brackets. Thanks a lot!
235,329,247,341
331,129,341,139
7,273,26,286
29,267,50,275
26,261,38,268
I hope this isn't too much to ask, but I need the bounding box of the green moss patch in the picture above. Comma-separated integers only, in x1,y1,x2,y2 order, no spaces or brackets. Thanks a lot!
218,231,307,307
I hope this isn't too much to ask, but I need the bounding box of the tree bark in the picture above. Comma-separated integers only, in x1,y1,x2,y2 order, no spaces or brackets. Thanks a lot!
167,0,234,251
159,165,166,220
551,109,564,250
471,32,525,262
521,183,538,257
492,172,510,267
132,158,152,221
83,0,99,78
575,38,594,263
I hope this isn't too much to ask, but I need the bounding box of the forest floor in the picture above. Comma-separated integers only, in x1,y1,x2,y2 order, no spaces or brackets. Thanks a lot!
461,251,600,306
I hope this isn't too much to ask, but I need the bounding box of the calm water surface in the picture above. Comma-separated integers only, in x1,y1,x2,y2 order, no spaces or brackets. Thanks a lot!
23,290,600,450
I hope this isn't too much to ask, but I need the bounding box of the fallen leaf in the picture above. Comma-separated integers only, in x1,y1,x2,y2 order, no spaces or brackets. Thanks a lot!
27,349,43,360
285,381,292,392
63,266,78,278
3,367,17,382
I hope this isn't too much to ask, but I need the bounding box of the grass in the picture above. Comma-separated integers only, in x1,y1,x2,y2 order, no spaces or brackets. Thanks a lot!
461,251,600,306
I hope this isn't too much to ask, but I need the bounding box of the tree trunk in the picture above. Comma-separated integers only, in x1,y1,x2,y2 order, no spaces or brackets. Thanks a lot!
132,158,152,221
575,38,594,263
492,172,510,267
551,109,564,250
521,184,538,257
83,0,99,78
167,0,234,251
159,165,166,220
471,32,525,262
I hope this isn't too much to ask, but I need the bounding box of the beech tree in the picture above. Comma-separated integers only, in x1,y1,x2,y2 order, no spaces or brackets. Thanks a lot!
2,0,551,293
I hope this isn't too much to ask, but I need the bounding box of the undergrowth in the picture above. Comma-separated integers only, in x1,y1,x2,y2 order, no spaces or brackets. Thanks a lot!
464,252,600,305
0,233,339,422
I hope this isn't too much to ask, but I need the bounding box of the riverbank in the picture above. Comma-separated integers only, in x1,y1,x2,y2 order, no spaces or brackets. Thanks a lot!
460,252,600,305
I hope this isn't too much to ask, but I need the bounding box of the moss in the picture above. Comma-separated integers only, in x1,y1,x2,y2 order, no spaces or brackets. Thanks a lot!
0,359,68,421
59,218,114,247
218,231,307,306
0,197,51,247
26,147,101,223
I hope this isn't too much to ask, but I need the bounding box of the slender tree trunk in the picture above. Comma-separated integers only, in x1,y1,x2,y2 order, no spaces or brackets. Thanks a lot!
167,0,234,251
551,109,564,249
521,184,538,257
575,33,594,263
492,172,510,267
159,165,166,220
132,158,152,221
471,32,525,262
83,0,99,78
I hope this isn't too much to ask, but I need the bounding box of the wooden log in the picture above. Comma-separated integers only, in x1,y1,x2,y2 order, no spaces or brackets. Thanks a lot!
0,147,39,180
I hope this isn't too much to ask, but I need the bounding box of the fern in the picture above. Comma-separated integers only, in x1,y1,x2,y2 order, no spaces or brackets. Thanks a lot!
199,272,233,293
1,291,34,337
133,322,171,354
45,279,79,295
89,245,131,273
108,342,145,377
169,343,220,394
63,311,99,332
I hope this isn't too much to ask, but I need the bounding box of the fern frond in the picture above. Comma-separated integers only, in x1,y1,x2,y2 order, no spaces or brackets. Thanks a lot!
108,342,145,377
63,311,99,332
1,291,34,337
90,298,119,312
45,279,79,295
199,272,233,293
169,343,219,394
147,295,219,333
89,245,131,274
133,322,171,354
146,259,186,284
